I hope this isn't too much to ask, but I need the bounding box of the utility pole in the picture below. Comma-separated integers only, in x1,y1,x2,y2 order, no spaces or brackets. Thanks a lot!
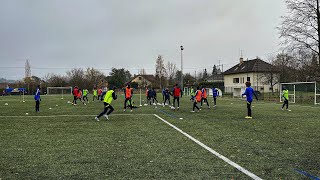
217,60,224,75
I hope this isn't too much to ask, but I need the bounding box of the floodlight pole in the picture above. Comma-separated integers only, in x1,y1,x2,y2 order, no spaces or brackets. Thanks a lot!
180,45,184,90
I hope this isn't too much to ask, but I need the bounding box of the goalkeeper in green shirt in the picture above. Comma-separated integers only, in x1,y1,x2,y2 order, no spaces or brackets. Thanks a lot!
281,87,291,111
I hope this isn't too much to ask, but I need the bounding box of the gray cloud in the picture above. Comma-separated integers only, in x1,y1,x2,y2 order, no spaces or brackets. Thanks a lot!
0,0,286,79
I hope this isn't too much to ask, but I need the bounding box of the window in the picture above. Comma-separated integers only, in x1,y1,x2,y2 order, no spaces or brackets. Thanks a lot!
247,77,250,82
139,76,142,80
233,78,240,83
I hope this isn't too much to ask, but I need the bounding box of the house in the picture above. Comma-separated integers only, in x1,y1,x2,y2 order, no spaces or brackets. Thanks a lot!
130,74,156,88
224,58,280,96
207,68,224,83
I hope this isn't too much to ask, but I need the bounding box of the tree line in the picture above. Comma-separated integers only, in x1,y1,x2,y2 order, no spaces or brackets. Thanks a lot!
275,0,320,82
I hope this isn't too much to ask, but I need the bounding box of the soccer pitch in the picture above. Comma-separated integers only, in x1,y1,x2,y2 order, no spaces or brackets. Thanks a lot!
0,94,319,179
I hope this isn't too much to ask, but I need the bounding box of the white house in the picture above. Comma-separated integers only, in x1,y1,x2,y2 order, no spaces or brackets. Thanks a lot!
224,58,280,97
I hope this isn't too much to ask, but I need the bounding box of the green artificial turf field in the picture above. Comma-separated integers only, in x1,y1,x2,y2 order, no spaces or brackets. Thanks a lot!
0,93,319,179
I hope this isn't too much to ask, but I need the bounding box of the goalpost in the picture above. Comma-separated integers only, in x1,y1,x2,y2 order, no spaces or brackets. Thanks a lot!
280,82,320,105
47,87,73,99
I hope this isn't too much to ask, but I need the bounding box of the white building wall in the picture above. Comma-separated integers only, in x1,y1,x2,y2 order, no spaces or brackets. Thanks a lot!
224,72,280,96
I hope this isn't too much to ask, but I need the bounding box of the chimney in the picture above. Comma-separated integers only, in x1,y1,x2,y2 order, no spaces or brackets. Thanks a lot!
239,57,244,64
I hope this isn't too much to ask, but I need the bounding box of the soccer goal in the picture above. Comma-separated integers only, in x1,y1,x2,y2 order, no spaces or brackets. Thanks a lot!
280,82,320,105
47,87,72,99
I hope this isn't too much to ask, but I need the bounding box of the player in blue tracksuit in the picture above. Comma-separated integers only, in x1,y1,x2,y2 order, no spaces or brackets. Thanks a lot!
242,82,258,119
163,88,171,106
162,88,165,101
151,88,158,104
147,88,152,105
34,85,41,112
212,87,219,107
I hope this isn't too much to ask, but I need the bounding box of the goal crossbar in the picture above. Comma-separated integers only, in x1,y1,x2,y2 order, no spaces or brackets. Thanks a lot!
47,87,73,99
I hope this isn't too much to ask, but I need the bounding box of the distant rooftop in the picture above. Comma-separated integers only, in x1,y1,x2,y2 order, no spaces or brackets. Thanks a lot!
224,58,278,75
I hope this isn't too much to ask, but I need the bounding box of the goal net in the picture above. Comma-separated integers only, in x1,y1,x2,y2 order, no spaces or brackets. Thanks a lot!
280,82,320,105
47,87,72,99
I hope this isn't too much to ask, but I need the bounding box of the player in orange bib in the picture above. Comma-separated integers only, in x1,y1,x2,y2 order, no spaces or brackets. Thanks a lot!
124,84,133,112
201,86,210,109
191,86,202,112
77,88,86,105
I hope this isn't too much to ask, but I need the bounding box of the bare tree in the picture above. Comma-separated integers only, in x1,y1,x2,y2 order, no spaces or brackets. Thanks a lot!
197,72,203,82
292,50,320,81
139,68,146,75
260,56,281,93
45,73,68,87
66,68,85,87
155,55,166,89
278,0,320,62
85,68,106,89
166,61,177,86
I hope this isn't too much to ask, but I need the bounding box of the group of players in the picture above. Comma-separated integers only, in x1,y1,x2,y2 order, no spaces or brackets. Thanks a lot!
71,86,105,105
33,81,290,120
94,83,220,121
92,81,291,120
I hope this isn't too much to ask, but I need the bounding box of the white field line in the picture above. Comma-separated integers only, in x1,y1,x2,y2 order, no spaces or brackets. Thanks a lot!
153,114,263,180
0,114,151,118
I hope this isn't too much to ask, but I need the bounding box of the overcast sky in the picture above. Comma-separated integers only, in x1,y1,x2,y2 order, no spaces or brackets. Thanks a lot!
0,0,286,80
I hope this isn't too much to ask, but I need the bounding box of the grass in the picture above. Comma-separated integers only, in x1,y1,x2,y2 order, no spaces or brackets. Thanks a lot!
0,93,319,179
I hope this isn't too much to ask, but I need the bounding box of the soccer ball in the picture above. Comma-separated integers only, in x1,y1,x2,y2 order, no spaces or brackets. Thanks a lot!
171,106,175,110
4,103,8,106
